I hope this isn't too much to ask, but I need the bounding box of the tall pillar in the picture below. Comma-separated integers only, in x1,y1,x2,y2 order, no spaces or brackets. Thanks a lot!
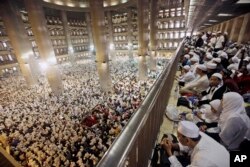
230,17,244,42
224,21,230,34
149,0,158,70
0,0,38,86
89,0,112,91
61,10,75,64
137,0,149,80
127,9,134,59
24,0,63,95
86,13,94,60
106,11,115,59
237,13,250,43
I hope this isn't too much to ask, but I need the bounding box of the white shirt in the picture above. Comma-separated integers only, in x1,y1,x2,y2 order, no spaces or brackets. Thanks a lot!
182,75,209,94
215,35,225,49
168,132,230,167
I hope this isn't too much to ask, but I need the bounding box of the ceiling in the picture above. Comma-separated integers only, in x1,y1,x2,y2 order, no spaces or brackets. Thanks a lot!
186,0,250,32
42,0,134,11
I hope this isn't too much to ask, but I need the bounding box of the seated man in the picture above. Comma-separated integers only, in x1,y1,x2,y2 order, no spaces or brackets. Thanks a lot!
180,64,209,96
161,121,229,167
197,73,227,106
177,65,195,87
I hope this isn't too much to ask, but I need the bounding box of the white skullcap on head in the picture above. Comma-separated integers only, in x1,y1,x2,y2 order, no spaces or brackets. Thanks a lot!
220,52,228,59
209,99,222,112
212,32,216,35
183,65,190,71
190,57,199,62
243,57,250,62
206,53,213,60
232,57,239,63
184,54,190,59
224,32,228,35
227,64,238,71
206,62,217,69
213,57,221,63
217,31,221,34
178,121,199,138
217,50,223,55
189,51,196,56
212,73,222,80
197,64,207,71
207,31,211,34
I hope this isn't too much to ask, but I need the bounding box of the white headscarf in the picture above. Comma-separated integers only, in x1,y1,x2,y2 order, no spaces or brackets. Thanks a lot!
219,92,250,131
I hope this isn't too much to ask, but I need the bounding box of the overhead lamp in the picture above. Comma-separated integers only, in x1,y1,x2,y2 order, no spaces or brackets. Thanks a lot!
204,23,212,25
236,0,250,4
218,13,233,17
209,20,218,22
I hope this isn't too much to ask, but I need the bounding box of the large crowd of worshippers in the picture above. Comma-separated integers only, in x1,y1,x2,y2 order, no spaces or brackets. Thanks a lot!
176,31,250,152
0,56,166,167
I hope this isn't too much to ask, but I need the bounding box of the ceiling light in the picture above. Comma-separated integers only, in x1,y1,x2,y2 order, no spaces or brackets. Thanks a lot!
218,13,233,16
236,0,250,4
209,20,218,22
204,23,212,25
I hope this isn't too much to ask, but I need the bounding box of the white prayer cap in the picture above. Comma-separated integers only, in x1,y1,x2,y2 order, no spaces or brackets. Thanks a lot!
206,53,213,60
224,32,228,35
209,99,222,112
232,57,239,63
206,62,217,69
190,57,199,62
217,50,223,55
243,57,250,62
219,52,228,59
178,121,199,138
184,54,190,59
246,64,250,72
227,64,238,71
183,65,190,71
217,31,221,34
212,73,222,80
207,31,211,35
212,32,216,35
189,51,196,56
213,58,221,63
197,64,207,71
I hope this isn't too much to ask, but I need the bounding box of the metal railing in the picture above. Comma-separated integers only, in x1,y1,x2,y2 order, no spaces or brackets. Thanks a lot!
97,40,184,167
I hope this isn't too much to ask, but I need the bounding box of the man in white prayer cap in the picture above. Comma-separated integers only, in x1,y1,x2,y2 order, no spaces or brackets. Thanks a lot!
180,64,209,95
161,121,229,167
206,62,217,78
196,73,227,106
178,65,195,86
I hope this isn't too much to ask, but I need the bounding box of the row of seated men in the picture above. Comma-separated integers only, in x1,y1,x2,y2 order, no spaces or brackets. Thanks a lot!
156,31,250,167
0,58,162,167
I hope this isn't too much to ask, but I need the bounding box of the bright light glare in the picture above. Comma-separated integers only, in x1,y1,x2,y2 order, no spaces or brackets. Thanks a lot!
39,62,48,72
109,43,114,50
90,45,94,51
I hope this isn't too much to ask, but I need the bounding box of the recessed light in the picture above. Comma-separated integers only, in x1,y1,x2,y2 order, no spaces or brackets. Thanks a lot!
209,20,218,22
218,13,233,16
204,23,212,25
236,0,250,4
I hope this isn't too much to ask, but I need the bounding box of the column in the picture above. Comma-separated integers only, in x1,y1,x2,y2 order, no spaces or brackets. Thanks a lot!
127,9,134,59
106,11,115,59
237,13,250,43
149,0,158,70
0,0,38,86
24,0,63,95
86,13,94,60
61,10,75,64
137,0,149,80
224,21,230,34
89,0,112,91
230,16,244,42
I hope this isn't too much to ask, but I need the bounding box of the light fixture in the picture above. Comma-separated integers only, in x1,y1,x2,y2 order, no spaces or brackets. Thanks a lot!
208,20,218,22
236,0,250,4
204,23,212,25
218,13,233,17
